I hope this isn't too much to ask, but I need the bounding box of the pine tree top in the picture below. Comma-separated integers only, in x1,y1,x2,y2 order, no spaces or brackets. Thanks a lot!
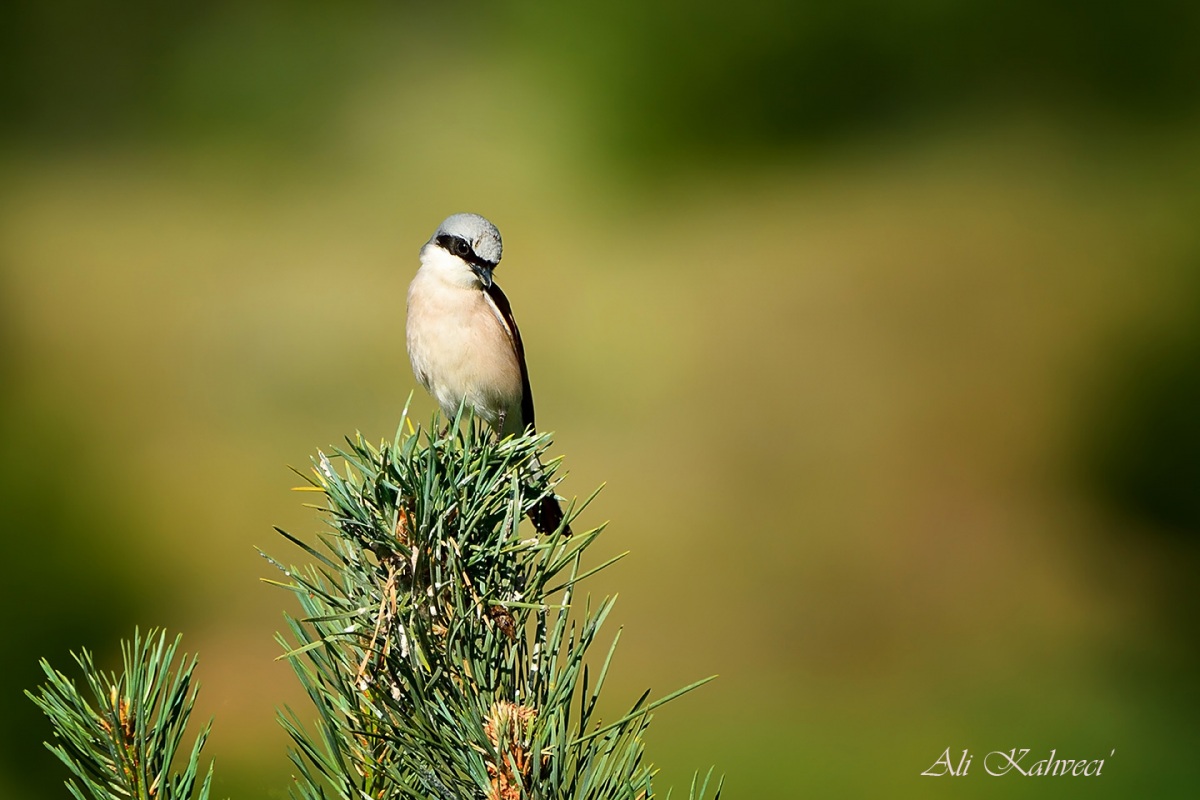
29,409,721,800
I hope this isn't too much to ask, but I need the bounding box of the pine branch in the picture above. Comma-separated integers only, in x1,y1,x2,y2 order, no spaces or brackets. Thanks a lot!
26,629,215,800
268,413,721,800
25,412,721,800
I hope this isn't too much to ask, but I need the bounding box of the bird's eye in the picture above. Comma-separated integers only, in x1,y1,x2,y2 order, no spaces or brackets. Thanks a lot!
453,238,472,258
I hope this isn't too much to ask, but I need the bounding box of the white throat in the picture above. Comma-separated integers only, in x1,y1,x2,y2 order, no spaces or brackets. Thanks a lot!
418,242,485,290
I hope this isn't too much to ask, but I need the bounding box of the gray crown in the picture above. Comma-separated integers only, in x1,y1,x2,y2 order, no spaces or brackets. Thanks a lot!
432,212,503,265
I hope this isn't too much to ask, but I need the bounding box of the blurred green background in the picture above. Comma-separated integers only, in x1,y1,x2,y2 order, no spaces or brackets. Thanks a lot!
3,1,1199,797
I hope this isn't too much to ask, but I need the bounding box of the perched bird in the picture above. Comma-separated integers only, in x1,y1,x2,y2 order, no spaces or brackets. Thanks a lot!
406,212,569,535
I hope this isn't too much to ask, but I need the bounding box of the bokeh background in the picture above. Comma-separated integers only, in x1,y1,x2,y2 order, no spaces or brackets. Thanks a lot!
3,2,1199,797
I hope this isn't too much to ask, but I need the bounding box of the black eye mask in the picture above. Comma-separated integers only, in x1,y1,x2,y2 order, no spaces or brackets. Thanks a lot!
436,233,497,271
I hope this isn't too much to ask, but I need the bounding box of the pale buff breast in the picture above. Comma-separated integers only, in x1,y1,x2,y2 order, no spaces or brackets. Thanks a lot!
407,268,524,431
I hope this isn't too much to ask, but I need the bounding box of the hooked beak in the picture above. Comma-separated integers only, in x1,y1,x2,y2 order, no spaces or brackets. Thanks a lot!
470,262,494,288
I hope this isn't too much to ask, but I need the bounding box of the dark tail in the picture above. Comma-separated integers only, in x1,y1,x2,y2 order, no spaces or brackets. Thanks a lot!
529,494,571,536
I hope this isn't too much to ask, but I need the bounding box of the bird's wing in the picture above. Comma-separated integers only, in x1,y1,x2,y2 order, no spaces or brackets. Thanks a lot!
484,281,535,430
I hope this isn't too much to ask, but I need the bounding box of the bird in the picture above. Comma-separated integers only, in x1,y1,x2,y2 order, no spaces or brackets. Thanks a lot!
405,212,570,536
